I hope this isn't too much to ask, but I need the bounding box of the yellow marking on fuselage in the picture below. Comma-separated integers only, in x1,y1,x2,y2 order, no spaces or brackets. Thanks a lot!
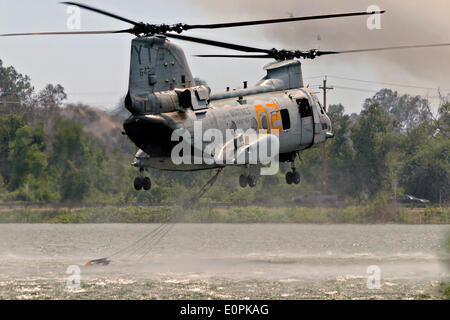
254,103,282,134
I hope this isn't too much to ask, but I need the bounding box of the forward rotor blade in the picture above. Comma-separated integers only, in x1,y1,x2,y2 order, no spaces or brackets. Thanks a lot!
192,42,450,61
0,30,130,37
184,10,385,30
194,54,273,58
317,43,450,56
61,2,139,26
165,33,271,54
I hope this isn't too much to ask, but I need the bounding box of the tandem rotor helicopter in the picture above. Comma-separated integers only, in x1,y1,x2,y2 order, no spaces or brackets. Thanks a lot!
3,2,450,192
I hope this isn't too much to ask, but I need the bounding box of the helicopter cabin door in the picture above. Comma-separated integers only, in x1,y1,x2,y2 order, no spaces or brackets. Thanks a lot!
297,98,314,147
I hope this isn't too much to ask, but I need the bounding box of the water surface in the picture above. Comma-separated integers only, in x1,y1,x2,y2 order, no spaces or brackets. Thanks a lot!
0,224,448,299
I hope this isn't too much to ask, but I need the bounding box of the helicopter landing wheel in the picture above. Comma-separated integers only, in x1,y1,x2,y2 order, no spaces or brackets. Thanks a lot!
285,171,293,184
292,170,300,184
134,177,143,191
286,170,300,185
142,177,151,190
247,175,257,188
293,171,300,184
239,174,248,188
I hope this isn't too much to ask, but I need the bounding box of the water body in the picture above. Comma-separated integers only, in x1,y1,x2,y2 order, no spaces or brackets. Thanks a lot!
0,224,448,299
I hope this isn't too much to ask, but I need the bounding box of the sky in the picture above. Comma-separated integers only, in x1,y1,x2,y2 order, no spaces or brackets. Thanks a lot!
0,0,449,114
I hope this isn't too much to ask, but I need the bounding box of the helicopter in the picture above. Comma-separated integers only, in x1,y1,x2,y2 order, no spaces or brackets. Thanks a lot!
2,2,450,192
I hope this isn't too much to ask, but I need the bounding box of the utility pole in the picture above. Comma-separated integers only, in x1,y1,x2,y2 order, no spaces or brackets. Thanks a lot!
319,76,333,195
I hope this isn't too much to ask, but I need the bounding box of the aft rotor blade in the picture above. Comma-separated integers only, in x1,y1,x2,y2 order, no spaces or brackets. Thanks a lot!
0,29,130,37
317,43,450,56
165,33,271,54
184,10,386,30
194,54,273,58
61,2,140,26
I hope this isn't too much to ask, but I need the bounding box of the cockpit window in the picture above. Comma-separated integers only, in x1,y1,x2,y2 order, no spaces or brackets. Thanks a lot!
318,104,324,114
319,102,325,114
261,115,268,130
280,109,290,130
312,95,325,114
296,98,312,117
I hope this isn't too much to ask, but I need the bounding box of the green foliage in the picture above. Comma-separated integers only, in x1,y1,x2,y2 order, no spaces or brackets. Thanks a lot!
350,104,397,197
0,59,34,102
37,84,67,108
0,113,28,183
0,205,445,224
367,192,399,223
400,136,449,202
7,123,47,190
363,88,432,131
327,104,356,196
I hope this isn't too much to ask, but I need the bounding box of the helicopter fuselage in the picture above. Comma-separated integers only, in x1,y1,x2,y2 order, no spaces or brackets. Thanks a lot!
124,86,332,171
122,36,332,172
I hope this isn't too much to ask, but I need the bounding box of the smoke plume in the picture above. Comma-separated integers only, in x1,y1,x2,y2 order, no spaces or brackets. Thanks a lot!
192,0,450,87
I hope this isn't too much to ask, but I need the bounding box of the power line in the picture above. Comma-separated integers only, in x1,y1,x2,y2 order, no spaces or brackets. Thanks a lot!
303,75,327,80
324,75,450,92
332,85,445,99
332,85,379,93
306,83,448,99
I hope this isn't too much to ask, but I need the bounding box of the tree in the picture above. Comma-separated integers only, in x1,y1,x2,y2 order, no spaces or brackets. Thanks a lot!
59,160,90,202
51,115,88,166
437,102,449,137
326,104,357,196
350,103,398,198
0,59,34,103
0,113,28,184
400,137,449,203
38,84,67,108
7,123,47,190
50,115,92,201
363,89,432,132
